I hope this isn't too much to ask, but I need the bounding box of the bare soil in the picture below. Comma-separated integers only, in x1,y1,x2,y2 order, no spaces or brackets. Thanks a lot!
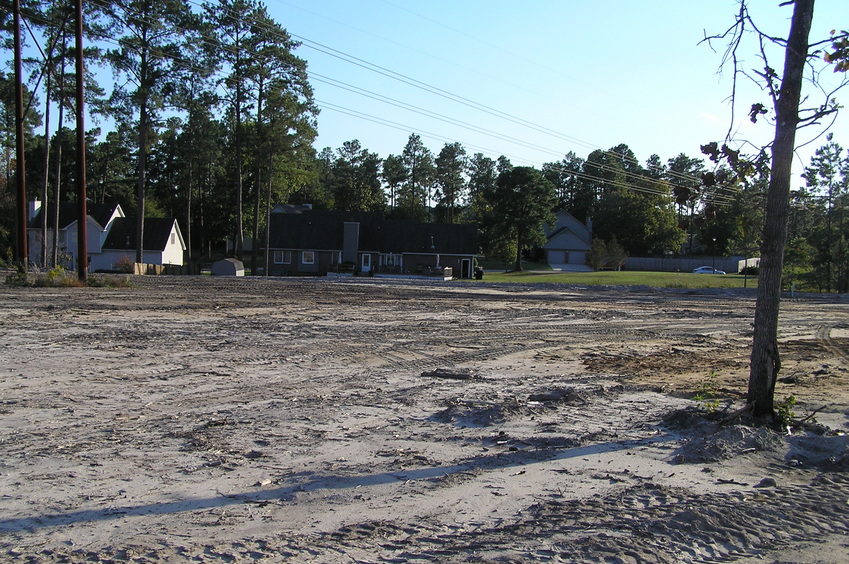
1,275,848,562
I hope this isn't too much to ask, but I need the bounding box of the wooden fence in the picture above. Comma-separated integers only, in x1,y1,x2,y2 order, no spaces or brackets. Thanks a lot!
132,263,198,275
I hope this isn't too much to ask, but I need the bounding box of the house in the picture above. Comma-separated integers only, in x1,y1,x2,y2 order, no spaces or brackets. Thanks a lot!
266,208,478,279
100,217,186,269
26,200,185,271
542,209,593,271
27,200,124,270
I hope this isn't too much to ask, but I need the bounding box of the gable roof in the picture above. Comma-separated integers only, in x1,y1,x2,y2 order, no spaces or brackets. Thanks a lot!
268,210,477,255
28,202,121,230
102,217,183,252
544,209,591,241
270,203,314,214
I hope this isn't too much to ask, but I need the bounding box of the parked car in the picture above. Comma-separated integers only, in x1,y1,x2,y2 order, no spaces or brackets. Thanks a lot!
693,266,726,275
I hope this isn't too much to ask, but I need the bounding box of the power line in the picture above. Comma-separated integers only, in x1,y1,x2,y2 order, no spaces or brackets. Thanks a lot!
21,1,740,206
316,101,540,167
186,0,722,188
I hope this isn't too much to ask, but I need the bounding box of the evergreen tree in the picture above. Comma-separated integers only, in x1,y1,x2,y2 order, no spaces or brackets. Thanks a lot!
542,151,590,221
105,0,195,263
802,139,848,292
382,154,405,211
398,133,434,221
465,152,496,224
482,166,556,271
329,140,384,212
434,142,467,223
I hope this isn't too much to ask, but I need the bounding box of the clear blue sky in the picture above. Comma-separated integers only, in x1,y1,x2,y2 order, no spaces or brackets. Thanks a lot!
6,1,846,181
265,0,847,177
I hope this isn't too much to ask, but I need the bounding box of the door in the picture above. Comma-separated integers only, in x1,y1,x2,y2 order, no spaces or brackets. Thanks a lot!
461,259,472,279
361,253,371,273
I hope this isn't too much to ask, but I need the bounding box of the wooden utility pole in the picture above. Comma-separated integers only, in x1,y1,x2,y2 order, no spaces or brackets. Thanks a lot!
13,0,28,269
75,0,88,282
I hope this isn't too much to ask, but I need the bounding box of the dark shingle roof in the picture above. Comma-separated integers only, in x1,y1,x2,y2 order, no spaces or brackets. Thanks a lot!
28,202,120,230
102,217,178,252
271,203,314,214
268,210,477,255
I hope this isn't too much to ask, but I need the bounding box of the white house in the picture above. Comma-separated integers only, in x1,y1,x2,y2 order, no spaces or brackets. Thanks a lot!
100,217,186,269
27,201,185,271
27,200,124,270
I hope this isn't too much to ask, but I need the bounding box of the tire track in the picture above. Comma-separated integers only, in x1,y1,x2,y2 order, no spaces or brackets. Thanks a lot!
816,324,849,363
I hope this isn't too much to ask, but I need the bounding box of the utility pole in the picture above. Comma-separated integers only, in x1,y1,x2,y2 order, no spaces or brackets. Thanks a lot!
13,0,28,269
75,0,88,282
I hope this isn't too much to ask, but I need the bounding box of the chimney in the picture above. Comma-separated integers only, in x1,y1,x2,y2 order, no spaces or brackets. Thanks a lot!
28,199,42,222
342,222,359,263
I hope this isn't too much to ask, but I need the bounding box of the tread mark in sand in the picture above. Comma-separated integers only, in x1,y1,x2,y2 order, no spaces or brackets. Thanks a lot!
816,324,849,362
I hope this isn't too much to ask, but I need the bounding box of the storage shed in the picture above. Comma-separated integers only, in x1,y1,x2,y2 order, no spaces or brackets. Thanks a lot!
212,258,244,276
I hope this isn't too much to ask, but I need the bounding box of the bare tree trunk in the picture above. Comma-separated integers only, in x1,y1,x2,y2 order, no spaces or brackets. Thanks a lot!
747,0,814,417
187,153,193,264
136,103,148,265
235,81,244,259
250,83,264,275
51,137,62,268
251,168,261,275
264,176,272,276
51,65,65,269
40,70,51,269
514,232,523,272
74,0,87,283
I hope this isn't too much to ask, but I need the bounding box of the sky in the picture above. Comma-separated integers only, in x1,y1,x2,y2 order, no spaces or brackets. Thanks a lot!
5,1,847,183
259,0,848,179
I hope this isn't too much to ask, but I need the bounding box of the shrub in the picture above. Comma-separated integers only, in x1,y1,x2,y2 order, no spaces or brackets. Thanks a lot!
4,269,30,287
692,371,722,413
740,266,759,276
36,266,83,287
4,266,133,288
775,395,797,428
114,255,135,274
88,274,132,288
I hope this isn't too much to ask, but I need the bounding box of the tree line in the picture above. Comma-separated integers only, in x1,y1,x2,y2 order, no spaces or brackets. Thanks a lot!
1,1,847,290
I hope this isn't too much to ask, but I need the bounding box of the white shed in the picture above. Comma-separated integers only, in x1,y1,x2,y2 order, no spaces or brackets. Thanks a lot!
212,258,244,276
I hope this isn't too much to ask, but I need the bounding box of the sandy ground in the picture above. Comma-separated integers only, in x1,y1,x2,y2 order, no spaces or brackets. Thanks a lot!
1,275,848,563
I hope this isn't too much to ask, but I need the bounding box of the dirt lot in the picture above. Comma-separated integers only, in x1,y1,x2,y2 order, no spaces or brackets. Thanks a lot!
1,275,848,562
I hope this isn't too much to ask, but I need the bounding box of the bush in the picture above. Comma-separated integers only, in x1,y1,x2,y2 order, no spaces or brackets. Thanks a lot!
740,266,759,276
88,274,132,288
6,266,84,288
37,266,84,287
4,269,30,287
114,255,135,274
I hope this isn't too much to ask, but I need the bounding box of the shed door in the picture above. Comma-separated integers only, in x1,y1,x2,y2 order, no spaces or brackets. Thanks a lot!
461,259,472,279
361,254,371,273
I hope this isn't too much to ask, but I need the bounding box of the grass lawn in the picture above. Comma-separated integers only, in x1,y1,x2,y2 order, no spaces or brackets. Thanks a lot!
475,269,760,289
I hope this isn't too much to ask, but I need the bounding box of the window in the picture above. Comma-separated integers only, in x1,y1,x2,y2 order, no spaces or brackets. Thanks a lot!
170,233,176,245
302,251,315,265
273,250,292,264
380,254,402,267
